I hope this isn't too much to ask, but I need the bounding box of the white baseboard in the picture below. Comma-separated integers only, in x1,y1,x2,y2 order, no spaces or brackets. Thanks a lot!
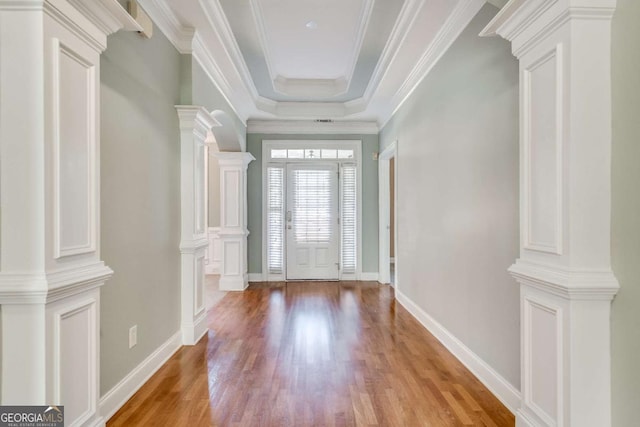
248,273,265,282
249,273,380,282
219,274,249,291
99,331,182,422
360,272,379,281
395,290,521,414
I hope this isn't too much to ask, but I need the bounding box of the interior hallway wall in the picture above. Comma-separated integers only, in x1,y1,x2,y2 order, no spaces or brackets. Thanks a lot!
100,27,182,394
611,0,640,424
379,4,520,388
246,133,379,276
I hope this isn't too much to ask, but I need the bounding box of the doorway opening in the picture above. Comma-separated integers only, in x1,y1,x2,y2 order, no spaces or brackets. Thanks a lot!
378,141,397,287
262,140,362,281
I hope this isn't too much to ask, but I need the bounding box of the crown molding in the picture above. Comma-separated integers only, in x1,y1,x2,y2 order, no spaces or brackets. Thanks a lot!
137,0,194,53
191,33,253,122
380,0,486,128
198,0,261,100
357,0,426,110
247,120,379,135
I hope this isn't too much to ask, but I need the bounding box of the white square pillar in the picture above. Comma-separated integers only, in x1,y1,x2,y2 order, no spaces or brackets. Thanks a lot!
176,106,220,344
481,1,619,426
0,1,140,425
213,152,255,291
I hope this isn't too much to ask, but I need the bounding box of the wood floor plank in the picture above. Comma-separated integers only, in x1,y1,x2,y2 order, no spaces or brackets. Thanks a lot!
107,282,514,426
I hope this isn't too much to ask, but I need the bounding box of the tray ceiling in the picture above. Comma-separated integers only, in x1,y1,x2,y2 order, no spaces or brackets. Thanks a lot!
139,0,494,125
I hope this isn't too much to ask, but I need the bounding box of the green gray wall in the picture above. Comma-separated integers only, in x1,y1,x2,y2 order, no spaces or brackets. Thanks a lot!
191,59,247,148
379,4,520,388
611,0,640,424
100,28,182,395
189,59,246,227
247,133,379,275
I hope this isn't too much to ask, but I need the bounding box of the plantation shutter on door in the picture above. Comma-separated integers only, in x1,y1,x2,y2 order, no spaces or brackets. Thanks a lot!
341,164,357,274
292,169,333,244
267,165,284,274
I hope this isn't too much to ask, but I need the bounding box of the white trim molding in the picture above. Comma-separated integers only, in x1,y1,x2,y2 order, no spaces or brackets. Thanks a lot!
481,1,619,426
247,120,379,135
99,331,182,422
396,290,521,413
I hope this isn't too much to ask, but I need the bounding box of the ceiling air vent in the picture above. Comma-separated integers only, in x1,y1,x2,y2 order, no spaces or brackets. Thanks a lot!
315,119,334,123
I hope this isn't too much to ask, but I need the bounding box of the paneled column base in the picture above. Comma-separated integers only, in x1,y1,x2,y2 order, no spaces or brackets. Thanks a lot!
0,263,113,425
218,232,249,291
509,260,618,427
179,239,208,345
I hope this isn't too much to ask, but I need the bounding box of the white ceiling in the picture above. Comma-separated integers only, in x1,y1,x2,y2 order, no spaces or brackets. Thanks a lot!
256,0,369,80
139,0,497,126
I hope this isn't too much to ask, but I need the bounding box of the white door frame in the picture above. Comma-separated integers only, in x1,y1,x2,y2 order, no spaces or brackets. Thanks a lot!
261,140,362,281
378,141,397,286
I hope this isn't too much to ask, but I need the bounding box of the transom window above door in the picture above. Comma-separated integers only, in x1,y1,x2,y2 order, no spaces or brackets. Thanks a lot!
270,148,355,160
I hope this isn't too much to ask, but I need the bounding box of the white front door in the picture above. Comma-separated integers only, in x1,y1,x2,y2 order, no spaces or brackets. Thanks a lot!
286,163,340,280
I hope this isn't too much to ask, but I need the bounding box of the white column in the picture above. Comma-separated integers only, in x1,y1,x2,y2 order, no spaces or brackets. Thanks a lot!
0,0,139,425
213,152,255,291
176,106,219,345
481,1,619,426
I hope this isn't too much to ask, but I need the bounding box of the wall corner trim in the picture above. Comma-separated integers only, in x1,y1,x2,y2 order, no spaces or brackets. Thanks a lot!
395,290,521,414
99,331,183,422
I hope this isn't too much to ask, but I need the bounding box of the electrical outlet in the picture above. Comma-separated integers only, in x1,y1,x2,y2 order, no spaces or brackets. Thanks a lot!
129,325,137,349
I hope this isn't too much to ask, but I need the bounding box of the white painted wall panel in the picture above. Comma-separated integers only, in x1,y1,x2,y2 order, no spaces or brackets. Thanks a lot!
58,302,95,426
223,241,241,275
525,48,562,254
195,255,205,314
195,144,206,235
55,42,95,258
527,300,558,423
223,170,241,227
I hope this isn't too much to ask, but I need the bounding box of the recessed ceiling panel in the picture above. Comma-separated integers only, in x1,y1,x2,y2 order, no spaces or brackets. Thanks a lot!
219,0,405,102
256,0,369,80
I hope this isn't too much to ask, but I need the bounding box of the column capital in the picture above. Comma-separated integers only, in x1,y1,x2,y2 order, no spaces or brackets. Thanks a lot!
481,0,617,57
213,151,256,168
175,105,221,141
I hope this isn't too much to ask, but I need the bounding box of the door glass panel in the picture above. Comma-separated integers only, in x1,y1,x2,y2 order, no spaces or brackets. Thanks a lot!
292,169,333,243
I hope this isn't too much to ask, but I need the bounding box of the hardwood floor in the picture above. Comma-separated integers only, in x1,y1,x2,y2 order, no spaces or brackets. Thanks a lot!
107,282,514,426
